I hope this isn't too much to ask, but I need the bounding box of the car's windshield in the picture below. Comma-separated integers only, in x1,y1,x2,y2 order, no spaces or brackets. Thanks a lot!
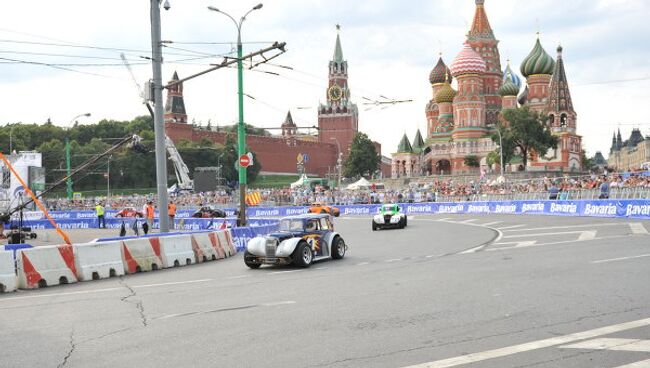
381,205,396,212
278,219,305,232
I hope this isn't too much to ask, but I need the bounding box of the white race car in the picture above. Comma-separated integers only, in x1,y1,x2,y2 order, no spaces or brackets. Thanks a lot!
372,204,407,230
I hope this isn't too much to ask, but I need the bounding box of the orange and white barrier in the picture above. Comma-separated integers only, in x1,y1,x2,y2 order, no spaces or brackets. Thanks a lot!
0,251,17,292
190,232,222,262
120,237,163,273
74,241,125,281
159,235,195,268
215,230,237,257
17,245,78,289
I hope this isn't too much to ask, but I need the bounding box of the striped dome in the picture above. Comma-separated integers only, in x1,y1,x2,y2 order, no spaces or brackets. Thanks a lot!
520,38,555,77
502,64,522,88
498,79,519,97
435,81,457,103
429,57,452,85
450,42,486,77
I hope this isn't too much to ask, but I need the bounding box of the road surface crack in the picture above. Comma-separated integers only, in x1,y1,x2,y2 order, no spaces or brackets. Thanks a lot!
119,277,148,327
57,330,75,368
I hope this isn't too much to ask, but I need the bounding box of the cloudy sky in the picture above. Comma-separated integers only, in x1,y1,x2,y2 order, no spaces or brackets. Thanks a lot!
1,0,648,159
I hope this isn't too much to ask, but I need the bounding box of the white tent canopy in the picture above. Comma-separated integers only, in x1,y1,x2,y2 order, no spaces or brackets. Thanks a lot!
346,177,371,190
290,174,310,189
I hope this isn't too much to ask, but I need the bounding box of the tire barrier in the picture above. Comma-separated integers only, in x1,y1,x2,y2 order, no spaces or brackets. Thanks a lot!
159,235,195,268
74,241,124,281
120,237,163,274
16,245,78,289
0,251,17,293
190,232,221,263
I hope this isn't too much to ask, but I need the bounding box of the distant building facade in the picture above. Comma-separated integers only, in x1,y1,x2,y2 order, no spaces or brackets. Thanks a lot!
392,0,582,178
165,28,390,178
608,128,650,171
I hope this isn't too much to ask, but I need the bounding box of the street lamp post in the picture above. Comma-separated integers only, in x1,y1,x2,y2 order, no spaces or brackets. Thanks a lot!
330,138,342,188
208,3,263,227
66,113,91,200
488,124,505,177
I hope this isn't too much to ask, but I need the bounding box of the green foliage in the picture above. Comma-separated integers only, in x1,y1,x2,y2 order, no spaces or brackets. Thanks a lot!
343,132,380,178
498,106,558,169
463,155,480,168
581,150,595,171
219,133,261,186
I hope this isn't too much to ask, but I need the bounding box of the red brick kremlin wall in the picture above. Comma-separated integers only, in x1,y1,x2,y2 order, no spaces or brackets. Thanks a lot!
166,122,339,177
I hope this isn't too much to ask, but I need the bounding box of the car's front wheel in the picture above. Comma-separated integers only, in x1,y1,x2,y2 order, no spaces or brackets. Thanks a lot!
372,221,378,231
244,251,261,269
331,237,346,259
293,241,313,268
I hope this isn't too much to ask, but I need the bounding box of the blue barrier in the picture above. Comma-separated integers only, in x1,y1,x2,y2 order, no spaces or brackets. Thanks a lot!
14,199,650,229
231,223,279,251
2,243,34,260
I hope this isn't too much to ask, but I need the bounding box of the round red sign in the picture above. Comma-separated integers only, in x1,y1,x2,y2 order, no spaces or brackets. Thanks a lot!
239,154,251,167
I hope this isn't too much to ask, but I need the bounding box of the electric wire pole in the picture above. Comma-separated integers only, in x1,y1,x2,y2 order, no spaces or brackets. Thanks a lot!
150,0,170,232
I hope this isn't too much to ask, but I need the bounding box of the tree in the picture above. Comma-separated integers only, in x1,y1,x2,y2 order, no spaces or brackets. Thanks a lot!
220,133,261,186
499,106,558,169
343,132,380,178
581,150,595,171
464,155,480,168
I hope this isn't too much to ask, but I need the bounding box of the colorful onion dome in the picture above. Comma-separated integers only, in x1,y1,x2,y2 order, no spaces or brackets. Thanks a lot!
517,85,529,105
450,42,486,77
498,79,519,97
435,80,457,103
520,38,555,77
429,57,452,85
502,63,522,88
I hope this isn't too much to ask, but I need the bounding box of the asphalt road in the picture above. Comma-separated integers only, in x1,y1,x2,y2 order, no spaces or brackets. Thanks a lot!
1,214,649,368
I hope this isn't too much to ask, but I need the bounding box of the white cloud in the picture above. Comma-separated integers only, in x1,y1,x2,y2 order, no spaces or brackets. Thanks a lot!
0,0,648,160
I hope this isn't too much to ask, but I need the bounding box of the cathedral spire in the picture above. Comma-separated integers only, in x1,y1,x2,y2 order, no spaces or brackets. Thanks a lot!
468,0,494,40
547,44,574,114
333,24,344,63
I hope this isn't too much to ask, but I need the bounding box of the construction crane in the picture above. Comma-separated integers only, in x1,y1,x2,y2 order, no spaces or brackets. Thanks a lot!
0,135,146,244
165,135,193,192
121,53,194,192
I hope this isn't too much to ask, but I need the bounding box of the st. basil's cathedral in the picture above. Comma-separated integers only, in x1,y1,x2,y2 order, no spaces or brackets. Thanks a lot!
391,0,582,178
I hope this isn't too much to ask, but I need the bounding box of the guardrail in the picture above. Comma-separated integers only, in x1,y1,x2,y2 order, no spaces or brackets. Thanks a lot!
436,187,650,203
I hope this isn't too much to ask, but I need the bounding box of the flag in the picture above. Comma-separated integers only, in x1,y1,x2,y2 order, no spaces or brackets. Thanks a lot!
245,192,262,206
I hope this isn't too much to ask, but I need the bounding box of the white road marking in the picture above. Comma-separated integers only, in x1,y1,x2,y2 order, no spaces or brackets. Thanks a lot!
503,230,596,239
270,270,303,275
496,224,526,230
399,317,650,368
0,278,214,302
591,253,650,264
386,258,402,263
315,267,328,270
425,255,436,258
356,262,370,266
578,230,597,241
134,279,212,289
226,275,251,280
261,300,297,307
504,222,626,232
480,221,503,227
629,223,649,235
437,218,452,222
459,219,478,223
491,240,538,248
408,216,415,220
560,338,650,352
610,359,650,368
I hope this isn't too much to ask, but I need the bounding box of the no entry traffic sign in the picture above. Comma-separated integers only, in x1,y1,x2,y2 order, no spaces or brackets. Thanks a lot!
239,154,251,168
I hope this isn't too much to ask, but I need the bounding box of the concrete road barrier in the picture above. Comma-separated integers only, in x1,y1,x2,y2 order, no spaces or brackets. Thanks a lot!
0,251,17,293
74,241,125,281
190,232,221,263
215,230,237,257
17,245,78,289
159,235,195,268
120,237,163,273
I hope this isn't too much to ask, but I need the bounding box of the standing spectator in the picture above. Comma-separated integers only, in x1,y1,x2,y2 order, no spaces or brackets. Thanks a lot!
168,200,177,229
145,201,155,230
548,182,559,200
599,177,610,199
95,202,106,229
